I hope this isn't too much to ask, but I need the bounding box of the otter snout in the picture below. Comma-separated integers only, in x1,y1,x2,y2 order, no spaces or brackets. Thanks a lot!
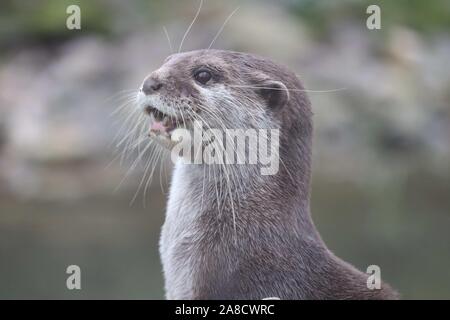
142,76,163,95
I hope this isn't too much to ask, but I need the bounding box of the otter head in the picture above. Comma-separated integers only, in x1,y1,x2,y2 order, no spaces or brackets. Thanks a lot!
136,50,303,149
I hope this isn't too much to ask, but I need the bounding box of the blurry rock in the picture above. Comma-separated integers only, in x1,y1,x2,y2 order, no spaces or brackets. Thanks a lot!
0,3,449,199
303,23,450,183
225,4,313,63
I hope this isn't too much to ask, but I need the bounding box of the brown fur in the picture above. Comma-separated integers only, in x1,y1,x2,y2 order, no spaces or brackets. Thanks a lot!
143,49,399,299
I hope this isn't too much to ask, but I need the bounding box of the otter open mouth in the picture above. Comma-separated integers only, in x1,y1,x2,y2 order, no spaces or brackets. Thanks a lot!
144,105,180,137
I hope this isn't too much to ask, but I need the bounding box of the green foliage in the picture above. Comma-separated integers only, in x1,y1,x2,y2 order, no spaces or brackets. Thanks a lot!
286,0,450,37
0,0,111,48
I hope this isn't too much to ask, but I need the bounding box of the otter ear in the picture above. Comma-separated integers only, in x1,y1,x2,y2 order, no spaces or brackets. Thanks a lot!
257,80,290,109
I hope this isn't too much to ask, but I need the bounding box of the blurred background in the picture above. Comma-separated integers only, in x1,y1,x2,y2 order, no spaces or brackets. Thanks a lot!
0,0,449,299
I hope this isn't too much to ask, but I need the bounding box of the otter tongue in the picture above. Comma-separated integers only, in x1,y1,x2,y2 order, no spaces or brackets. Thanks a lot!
151,121,167,134
150,115,170,134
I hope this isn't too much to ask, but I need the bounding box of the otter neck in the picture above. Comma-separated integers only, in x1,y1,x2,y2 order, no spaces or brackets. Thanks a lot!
172,132,322,243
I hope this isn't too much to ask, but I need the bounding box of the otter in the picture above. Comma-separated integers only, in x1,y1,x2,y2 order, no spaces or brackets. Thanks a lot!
134,49,398,299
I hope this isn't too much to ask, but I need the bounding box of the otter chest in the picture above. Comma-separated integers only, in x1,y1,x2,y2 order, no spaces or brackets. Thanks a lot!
159,164,205,299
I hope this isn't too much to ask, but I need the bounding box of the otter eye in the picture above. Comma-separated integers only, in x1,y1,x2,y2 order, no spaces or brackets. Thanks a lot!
194,70,212,84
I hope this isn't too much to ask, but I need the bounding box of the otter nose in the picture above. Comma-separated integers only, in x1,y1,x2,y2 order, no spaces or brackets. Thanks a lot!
142,77,163,95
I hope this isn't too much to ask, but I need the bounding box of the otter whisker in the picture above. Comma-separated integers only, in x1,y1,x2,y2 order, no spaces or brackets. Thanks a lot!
138,144,170,207
117,113,144,154
110,98,138,132
178,0,203,53
194,103,247,204
159,150,170,196
109,99,137,118
158,146,171,196
130,140,157,205
115,138,154,194
136,120,151,163
180,108,209,214
116,117,142,164
143,146,165,206
184,107,227,216
213,94,263,130
187,106,241,238
208,6,240,50
163,26,174,53
229,85,347,93
200,161,207,213
112,108,141,149
103,150,126,172
105,89,138,108
121,119,147,166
